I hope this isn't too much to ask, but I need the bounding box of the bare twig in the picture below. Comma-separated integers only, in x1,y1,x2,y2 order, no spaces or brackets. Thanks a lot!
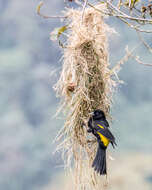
117,0,122,10
37,1,67,19
84,1,152,33
81,0,88,21
86,1,110,15
136,31,152,53
134,57,152,66
110,45,138,74
117,15,152,33
104,0,152,23
125,46,152,67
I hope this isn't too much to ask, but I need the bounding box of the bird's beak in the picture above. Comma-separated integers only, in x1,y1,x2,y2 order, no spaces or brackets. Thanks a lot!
89,112,94,115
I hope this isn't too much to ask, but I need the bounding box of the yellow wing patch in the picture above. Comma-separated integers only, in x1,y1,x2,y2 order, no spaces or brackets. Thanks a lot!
97,132,109,147
97,124,109,146
97,124,104,129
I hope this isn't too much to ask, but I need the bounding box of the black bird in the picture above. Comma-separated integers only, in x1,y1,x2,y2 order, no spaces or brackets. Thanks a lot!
88,109,117,175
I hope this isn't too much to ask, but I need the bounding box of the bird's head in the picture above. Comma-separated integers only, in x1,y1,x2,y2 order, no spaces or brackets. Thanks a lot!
92,109,105,120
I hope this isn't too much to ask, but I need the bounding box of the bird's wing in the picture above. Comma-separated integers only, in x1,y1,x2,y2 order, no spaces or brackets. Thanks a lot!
95,120,109,128
103,120,110,127
93,121,116,143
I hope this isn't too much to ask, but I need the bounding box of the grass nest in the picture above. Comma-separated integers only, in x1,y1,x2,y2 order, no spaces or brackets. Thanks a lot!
54,4,117,190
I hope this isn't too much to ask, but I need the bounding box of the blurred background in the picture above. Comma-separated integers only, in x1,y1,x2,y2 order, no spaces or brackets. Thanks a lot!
0,0,152,190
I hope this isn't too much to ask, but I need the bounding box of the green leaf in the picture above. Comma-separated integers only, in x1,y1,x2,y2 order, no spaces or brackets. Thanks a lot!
37,1,44,15
124,0,140,8
50,26,68,41
57,26,67,37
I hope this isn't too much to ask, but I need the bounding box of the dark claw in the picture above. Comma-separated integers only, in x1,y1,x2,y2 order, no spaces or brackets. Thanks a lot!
87,129,93,133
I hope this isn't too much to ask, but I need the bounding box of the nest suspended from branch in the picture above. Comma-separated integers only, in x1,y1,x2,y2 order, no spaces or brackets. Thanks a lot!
54,4,117,190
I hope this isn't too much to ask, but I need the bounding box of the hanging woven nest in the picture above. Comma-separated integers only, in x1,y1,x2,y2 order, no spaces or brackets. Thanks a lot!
54,4,117,190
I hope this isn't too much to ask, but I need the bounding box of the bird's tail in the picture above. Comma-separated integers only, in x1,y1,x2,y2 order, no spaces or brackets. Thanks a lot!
92,144,106,175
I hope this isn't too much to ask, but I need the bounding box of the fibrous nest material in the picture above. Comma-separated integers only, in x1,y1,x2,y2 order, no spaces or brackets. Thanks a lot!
54,4,117,190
